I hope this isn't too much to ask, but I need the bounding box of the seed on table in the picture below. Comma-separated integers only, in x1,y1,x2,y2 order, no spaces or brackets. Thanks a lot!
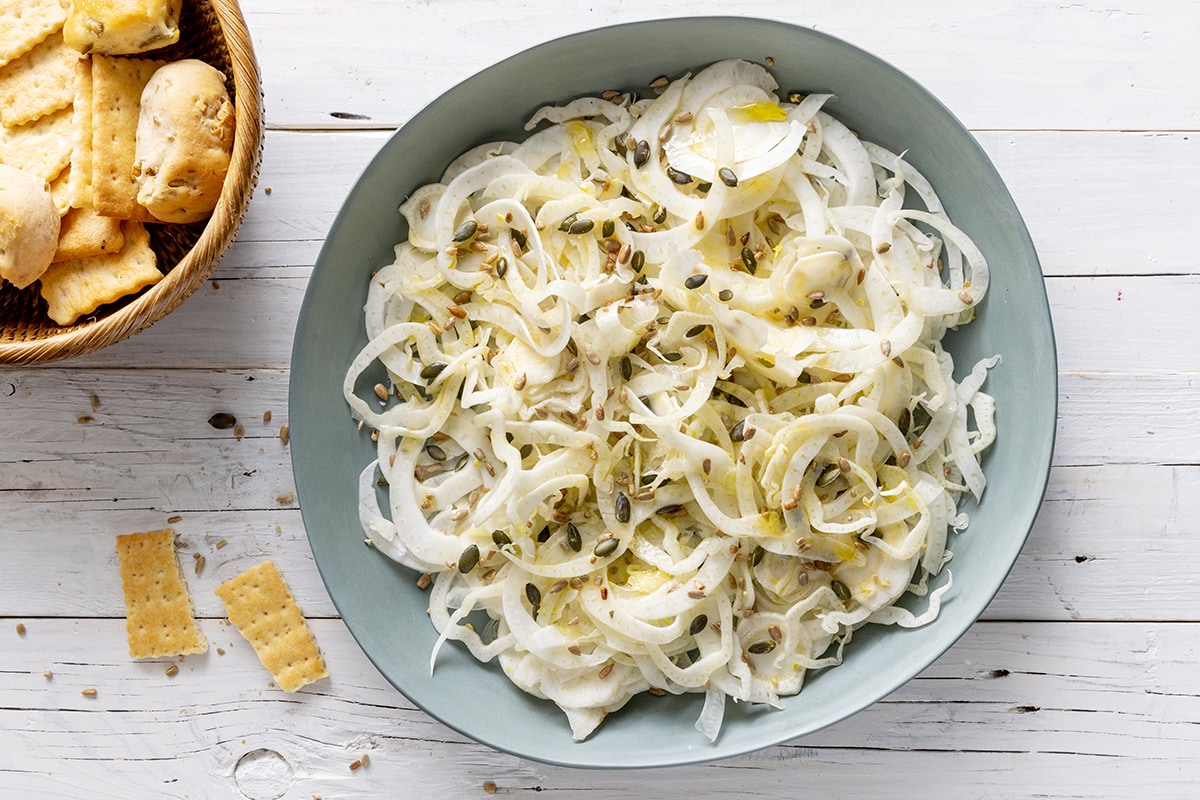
165,665,179,677
81,688,97,697
279,424,290,445
207,412,236,430
373,383,389,401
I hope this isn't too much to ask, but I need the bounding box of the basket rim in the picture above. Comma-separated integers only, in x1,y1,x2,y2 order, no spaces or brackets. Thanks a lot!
0,0,265,367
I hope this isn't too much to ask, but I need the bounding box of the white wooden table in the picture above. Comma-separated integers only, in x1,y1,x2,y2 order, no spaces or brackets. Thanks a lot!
4,1,1198,796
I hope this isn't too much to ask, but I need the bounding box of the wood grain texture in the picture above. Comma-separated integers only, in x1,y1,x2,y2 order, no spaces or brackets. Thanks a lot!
2,1,1196,797
2,620,1197,798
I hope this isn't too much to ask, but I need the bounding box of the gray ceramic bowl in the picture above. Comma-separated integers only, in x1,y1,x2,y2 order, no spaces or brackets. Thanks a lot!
290,17,1056,768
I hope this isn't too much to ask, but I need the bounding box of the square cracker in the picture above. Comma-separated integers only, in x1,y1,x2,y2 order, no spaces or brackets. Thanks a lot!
0,0,69,69
90,54,162,221
53,205,125,262
115,528,207,659
0,104,73,181
0,32,78,128
39,220,160,325
214,561,329,693
67,57,91,208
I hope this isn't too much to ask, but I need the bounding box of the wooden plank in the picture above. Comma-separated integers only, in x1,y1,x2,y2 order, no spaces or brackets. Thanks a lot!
3,369,1200,621
0,619,1195,797
243,0,1200,132
227,129,1200,280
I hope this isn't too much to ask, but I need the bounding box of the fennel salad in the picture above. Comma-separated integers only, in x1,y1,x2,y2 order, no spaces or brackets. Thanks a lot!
344,59,996,741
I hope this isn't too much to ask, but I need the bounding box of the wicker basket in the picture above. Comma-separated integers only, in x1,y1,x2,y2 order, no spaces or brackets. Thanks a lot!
0,0,264,365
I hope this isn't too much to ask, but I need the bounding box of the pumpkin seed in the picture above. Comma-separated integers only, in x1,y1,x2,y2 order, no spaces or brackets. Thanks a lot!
689,614,709,636
747,639,777,655
525,582,542,606
652,205,667,224
208,412,237,430
452,219,478,243
718,166,739,187
666,165,692,185
615,492,631,523
537,525,552,543
568,218,595,235
457,544,480,573
662,352,683,362
817,464,841,487
495,257,508,279
566,522,582,552
751,546,765,566
558,212,579,232
425,443,447,461
730,420,746,442
631,250,646,272
686,323,706,338
511,228,527,250
593,537,620,558
620,355,632,381
454,452,470,471
633,139,650,168
718,288,734,302
897,407,911,436
831,580,852,605
684,273,708,289
491,530,512,546
420,362,447,382
602,219,615,238
740,246,757,274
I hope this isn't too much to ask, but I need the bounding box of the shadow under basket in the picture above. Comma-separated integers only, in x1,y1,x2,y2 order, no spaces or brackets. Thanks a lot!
0,0,264,366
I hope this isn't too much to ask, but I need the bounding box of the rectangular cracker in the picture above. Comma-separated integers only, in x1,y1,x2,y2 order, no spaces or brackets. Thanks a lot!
53,205,125,262
214,561,329,692
115,528,207,659
0,104,73,181
48,163,72,215
38,220,160,325
90,54,162,220
67,57,92,208
0,32,78,128
0,0,69,69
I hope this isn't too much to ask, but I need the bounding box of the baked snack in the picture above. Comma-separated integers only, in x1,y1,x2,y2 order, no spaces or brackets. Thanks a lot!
0,163,60,289
134,59,234,223
63,0,182,56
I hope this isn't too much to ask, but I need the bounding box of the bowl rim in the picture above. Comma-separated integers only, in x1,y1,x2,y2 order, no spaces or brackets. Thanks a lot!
0,0,264,366
292,15,1058,768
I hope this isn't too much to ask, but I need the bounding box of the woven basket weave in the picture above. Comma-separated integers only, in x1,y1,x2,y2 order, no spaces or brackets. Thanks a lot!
0,0,264,365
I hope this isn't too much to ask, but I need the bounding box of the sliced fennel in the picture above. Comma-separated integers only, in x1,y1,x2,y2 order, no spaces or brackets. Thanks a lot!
345,59,997,742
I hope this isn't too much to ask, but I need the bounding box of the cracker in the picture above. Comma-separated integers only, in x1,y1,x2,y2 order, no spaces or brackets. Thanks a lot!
0,0,69,69
0,32,78,128
48,163,71,215
38,220,160,325
67,57,91,208
90,54,161,221
214,561,329,692
53,204,125,262
115,528,207,659
0,104,73,181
